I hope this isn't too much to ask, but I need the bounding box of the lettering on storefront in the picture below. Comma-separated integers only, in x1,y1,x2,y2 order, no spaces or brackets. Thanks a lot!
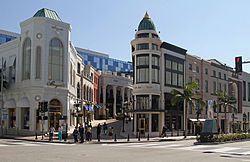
134,86,153,89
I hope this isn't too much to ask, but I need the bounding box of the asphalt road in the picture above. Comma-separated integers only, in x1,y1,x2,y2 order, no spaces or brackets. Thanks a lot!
0,139,250,162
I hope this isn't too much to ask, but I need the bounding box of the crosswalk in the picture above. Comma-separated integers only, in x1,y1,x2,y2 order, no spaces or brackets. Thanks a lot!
0,140,75,147
102,142,250,157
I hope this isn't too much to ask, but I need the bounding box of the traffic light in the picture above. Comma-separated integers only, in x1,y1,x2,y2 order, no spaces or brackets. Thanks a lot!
44,102,48,112
235,56,242,73
38,102,42,112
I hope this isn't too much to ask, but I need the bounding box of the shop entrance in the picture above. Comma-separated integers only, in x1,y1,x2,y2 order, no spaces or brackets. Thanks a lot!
139,118,146,137
48,99,62,131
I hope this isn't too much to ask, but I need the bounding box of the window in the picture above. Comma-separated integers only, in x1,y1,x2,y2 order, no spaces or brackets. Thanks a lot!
196,66,199,73
189,102,192,114
195,79,200,90
205,80,208,93
77,82,80,99
48,38,64,81
136,55,149,83
22,38,31,80
243,81,246,101
152,55,160,83
224,74,226,80
152,34,158,39
152,95,160,110
219,83,222,91
73,70,75,87
188,77,192,84
152,43,158,50
213,70,216,77
137,43,149,50
205,68,208,75
213,81,216,94
188,64,192,70
9,108,16,128
165,55,184,87
219,72,221,79
248,83,250,101
224,84,227,93
136,95,149,110
8,57,16,84
35,46,41,79
70,62,73,85
137,33,149,38
77,63,81,74
151,114,159,132
21,108,29,129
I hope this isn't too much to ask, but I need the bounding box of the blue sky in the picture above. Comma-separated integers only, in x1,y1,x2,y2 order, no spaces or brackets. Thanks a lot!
1,0,250,72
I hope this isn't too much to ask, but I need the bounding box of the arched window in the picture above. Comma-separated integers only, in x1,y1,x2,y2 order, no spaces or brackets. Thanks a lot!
77,82,80,99
22,38,31,80
36,46,41,79
83,85,86,100
48,38,64,81
86,86,89,101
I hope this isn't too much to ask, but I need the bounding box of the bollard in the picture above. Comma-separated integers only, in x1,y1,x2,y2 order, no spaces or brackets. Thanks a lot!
35,132,38,140
114,134,117,142
127,134,130,142
147,133,149,141
177,130,179,136
171,129,173,136
98,135,100,142
138,132,140,141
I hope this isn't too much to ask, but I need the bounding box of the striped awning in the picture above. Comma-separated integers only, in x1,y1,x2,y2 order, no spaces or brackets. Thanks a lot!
84,105,94,111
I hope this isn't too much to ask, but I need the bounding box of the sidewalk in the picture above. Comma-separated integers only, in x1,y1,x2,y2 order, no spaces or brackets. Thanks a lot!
0,134,196,144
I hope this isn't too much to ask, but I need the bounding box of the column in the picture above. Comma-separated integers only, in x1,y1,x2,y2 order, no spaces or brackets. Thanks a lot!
102,85,106,115
121,87,125,106
113,86,117,117
127,88,131,103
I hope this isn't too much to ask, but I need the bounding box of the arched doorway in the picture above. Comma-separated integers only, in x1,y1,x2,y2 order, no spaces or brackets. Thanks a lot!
48,99,62,131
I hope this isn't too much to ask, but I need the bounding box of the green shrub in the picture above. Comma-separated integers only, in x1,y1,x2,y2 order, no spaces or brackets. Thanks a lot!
197,133,250,143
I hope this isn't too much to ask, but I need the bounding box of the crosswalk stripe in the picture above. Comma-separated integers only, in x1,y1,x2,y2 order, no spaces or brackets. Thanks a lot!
0,144,8,147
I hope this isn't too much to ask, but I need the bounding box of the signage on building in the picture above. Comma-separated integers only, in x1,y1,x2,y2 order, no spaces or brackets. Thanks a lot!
1,109,8,120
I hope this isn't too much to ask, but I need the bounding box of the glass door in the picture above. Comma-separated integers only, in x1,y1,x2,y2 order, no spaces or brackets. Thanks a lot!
139,118,146,137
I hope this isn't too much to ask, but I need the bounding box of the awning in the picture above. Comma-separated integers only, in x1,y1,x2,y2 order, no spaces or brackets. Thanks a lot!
189,119,206,122
17,97,30,107
94,104,102,109
7,56,16,67
84,105,94,111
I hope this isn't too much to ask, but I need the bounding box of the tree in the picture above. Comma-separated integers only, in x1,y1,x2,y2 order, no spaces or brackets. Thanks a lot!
217,91,237,134
171,81,205,137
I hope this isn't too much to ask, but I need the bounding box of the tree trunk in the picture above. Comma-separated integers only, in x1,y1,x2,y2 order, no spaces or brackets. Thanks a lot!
184,101,187,138
224,106,227,134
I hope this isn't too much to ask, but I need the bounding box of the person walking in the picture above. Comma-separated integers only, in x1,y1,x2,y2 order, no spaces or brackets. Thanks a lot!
103,122,108,135
87,126,92,141
109,127,114,140
97,123,101,140
79,124,84,143
73,126,79,143
161,125,167,138
49,126,55,141
58,125,63,141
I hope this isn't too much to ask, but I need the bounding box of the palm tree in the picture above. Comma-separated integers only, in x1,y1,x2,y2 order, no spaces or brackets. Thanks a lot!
171,81,205,137
217,91,237,134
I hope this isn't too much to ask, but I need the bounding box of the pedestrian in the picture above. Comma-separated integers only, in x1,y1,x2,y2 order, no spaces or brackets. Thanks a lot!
87,126,92,141
103,122,108,135
73,126,79,143
79,124,84,143
109,127,114,140
97,123,101,140
161,125,167,138
58,125,63,141
49,126,55,141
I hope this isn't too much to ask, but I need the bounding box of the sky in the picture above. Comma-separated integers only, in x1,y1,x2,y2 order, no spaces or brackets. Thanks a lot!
1,0,250,72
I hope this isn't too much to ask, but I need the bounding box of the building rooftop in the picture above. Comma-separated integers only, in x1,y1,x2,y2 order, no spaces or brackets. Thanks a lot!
138,12,156,31
33,8,62,21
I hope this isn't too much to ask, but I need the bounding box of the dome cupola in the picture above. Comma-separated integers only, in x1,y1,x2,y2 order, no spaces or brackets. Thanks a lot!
138,12,156,31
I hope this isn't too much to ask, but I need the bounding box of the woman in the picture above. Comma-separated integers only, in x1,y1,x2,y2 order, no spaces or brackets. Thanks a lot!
58,125,63,141
109,127,114,140
49,126,55,141
73,126,79,143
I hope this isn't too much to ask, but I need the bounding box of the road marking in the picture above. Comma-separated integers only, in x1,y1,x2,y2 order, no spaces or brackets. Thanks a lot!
0,144,8,147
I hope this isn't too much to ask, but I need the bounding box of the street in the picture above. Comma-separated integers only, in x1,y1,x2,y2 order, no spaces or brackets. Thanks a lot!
0,139,250,162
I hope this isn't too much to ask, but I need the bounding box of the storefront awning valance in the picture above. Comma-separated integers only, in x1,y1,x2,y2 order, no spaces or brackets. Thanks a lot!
189,118,206,122
84,105,94,111
94,104,102,109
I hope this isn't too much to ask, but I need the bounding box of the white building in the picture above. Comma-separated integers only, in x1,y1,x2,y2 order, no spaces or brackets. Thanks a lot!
0,8,95,135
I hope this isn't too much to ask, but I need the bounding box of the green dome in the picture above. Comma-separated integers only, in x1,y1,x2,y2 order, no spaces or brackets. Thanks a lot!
138,12,156,31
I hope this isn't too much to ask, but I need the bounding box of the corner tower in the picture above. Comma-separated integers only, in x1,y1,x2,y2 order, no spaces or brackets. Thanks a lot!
131,12,163,137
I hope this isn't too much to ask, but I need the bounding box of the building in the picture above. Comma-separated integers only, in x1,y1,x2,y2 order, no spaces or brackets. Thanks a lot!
131,13,187,136
76,47,133,72
0,8,97,135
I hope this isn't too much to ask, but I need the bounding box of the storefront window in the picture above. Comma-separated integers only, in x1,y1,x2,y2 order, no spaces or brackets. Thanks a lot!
152,114,159,132
136,95,149,110
9,108,16,128
21,108,29,129
152,95,160,110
